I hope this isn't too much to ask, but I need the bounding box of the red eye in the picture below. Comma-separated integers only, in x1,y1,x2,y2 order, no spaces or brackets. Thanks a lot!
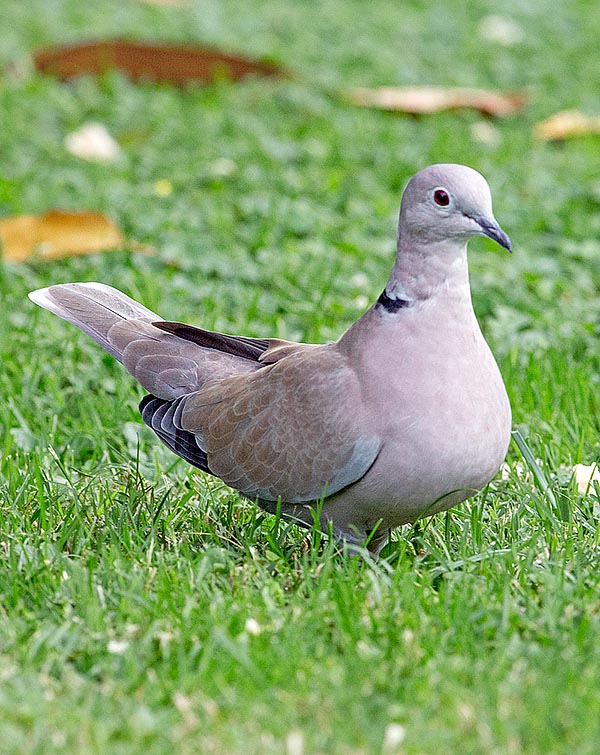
433,189,450,206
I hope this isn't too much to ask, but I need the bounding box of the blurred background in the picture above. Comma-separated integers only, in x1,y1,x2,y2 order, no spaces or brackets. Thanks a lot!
2,2,600,754
2,0,600,534
1,0,599,350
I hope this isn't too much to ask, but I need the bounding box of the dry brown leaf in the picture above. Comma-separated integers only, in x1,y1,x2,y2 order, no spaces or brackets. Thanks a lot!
346,86,526,117
34,40,283,86
533,109,600,140
0,210,125,263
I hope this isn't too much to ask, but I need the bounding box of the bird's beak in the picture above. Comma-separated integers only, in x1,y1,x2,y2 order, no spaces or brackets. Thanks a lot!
474,216,512,252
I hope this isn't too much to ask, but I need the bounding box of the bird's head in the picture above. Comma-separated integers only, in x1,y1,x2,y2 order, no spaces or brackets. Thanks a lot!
399,163,512,252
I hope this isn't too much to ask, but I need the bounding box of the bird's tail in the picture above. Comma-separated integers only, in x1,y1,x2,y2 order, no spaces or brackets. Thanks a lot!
28,282,160,363
29,282,264,401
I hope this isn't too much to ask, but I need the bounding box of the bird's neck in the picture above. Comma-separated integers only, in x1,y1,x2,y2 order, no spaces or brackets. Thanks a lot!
383,235,471,307
338,236,476,354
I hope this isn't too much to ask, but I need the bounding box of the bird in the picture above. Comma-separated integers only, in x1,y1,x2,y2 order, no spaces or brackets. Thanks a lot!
29,164,512,556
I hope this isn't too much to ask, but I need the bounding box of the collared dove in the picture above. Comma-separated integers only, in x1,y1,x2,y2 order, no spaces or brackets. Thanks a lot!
29,164,512,555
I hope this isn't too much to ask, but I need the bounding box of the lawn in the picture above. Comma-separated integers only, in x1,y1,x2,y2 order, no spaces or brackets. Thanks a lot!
1,0,600,753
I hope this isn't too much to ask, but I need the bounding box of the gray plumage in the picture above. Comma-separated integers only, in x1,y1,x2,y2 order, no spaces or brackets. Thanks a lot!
29,164,512,554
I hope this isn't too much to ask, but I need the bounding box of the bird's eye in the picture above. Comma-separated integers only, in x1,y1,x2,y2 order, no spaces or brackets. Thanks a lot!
433,188,450,207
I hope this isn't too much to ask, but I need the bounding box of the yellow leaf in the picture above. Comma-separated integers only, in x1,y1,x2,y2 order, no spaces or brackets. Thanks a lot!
0,210,125,263
533,109,600,141
346,86,526,117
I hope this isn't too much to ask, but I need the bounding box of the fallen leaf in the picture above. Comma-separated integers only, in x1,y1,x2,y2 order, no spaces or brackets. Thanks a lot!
34,40,284,86
0,210,125,263
573,463,600,495
346,86,526,117
65,122,122,163
533,109,600,140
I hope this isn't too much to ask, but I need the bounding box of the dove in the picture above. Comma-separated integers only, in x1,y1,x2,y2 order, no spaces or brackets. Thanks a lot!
29,164,512,555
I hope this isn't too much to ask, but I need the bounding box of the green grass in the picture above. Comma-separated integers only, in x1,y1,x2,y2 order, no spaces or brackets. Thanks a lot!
2,0,600,752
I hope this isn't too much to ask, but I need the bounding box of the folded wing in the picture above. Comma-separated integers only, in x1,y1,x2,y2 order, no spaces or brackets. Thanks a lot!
29,282,381,504
174,346,381,502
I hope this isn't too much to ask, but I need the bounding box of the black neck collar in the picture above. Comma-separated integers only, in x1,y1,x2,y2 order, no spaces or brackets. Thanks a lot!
376,289,412,312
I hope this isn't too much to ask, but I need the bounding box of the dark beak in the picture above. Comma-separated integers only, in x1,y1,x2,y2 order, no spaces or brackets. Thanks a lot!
475,216,512,252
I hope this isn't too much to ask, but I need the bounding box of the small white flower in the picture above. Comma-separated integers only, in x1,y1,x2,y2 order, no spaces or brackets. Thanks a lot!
285,730,304,755
382,723,406,752
244,617,261,636
65,122,122,163
107,639,129,655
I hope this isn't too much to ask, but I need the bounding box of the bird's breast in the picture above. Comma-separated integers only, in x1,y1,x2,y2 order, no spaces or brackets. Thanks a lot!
349,305,511,524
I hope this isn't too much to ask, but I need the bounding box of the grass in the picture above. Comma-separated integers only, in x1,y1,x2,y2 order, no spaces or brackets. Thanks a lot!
1,0,600,752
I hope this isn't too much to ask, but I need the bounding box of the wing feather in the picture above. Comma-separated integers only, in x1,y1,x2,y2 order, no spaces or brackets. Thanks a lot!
179,345,380,502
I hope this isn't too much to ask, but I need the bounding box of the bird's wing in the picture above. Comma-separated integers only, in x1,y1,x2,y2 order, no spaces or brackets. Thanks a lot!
152,321,272,361
153,324,320,366
30,283,380,502
173,345,381,503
